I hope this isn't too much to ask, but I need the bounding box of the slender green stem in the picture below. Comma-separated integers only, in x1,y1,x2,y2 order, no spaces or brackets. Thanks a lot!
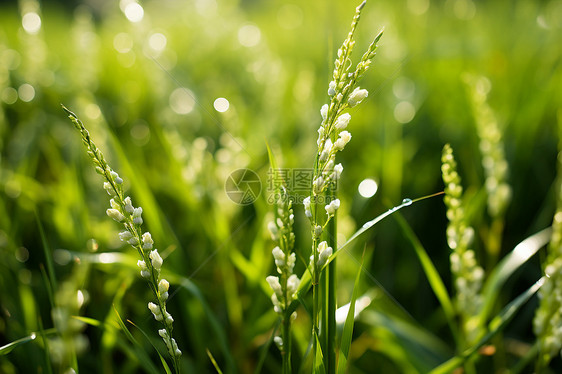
326,213,337,374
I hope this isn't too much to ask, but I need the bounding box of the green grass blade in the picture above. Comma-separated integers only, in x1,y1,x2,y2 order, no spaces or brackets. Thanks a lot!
207,349,224,374
479,227,551,325
0,329,57,355
393,212,457,341
337,254,363,374
429,277,544,374
35,211,56,306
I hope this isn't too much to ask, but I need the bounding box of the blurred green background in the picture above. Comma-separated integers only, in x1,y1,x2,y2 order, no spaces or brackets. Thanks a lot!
1,0,561,372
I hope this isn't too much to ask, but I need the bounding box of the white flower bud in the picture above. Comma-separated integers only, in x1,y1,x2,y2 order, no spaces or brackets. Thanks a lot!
316,241,333,268
150,249,163,270
106,209,125,222
268,221,279,241
287,274,300,297
314,225,323,238
137,260,150,278
325,199,340,216
119,231,133,242
123,196,134,214
274,336,283,348
320,104,329,121
287,252,296,272
348,87,368,107
142,232,154,250
158,279,170,296
127,236,139,246
272,246,285,269
333,163,343,180
103,182,113,195
132,207,143,225
334,131,352,150
266,276,283,300
328,81,336,96
148,302,163,321
110,171,123,184
110,198,120,210
313,176,324,194
303,196,312,218
335,113,351,130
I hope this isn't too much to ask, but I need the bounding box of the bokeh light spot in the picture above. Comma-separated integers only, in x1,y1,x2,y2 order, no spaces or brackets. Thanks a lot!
238,24,261,47
358,178,378,198
170,88,195,115
113,33,133,53
22,12,41,34
124,2,144,23
148,32,167,51
2,87,18,104
394,101,416,124
213,97,230,112
392,77,415,100
407,0,430,15
18,84,35,102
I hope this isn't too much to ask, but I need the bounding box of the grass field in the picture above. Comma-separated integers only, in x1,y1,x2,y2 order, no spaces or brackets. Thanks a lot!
1,0,561,373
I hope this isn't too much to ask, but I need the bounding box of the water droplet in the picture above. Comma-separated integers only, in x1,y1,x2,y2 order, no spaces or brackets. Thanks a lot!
402,198,412,206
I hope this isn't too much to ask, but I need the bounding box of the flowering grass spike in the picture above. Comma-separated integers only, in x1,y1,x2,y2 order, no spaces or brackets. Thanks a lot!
63,105,182,373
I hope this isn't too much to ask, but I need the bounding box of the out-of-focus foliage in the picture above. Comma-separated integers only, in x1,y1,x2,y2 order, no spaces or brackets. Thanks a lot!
0,0,561,372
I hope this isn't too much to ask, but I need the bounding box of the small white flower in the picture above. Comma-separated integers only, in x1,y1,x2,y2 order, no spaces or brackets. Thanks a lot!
137,260,150,278
287,252,296,272
335,113,351,130
274,336,283,348
159,279,170,300
313,176,324,194
325,199,340,216
110,198,120,210
328,81,336,96
266,276,283,300
287,274,300,297
272,246,285,269
127,236,139,246
317,126,325,146
158,329,168,339
148,302,163,321
320,104,329,121
150,249,163,270
103,182,113,195
268,221,279,241
303,196,312,218
317,241,333,268
333,163,343,180
314,225,323,238
110,171,123,184
336,93,343,102
348,87,368,107
123,196,134,214
106,209,125,222
334,131,352,150
118,231,133,242
142,232,154,250
132,207,143,225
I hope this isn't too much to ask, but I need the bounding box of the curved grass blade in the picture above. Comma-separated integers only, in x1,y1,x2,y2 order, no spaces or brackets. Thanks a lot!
336,254,364,374
478,227,551,326
393,212,458,343
0,329,57,355
429,277,545,374
289,193,442,314
207,349,224,374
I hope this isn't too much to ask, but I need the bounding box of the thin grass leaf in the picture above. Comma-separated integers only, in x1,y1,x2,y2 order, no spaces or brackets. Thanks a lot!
361,307,451,373
337,254,363,374
207,349,224,374
429,277,545,374
479,227,551,325
0,329,57,355
37,317,54,374
112,307,163,374
314,333,326,374
36,212,56,307
393,211,458,341
253,319,280,374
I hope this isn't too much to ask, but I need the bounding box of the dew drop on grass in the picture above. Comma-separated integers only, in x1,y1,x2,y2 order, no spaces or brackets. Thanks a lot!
402,198,412,206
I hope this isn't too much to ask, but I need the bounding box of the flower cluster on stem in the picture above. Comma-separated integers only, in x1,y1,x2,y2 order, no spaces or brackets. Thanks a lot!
442,144,484,345
266,186,299,370
533,136,562,369
63,106,182,372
